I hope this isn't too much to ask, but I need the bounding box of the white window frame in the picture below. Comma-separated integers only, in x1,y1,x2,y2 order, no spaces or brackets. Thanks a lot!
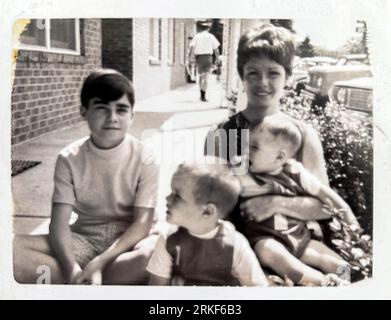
16,19,81,55
149,18,162,65
167,19,176,65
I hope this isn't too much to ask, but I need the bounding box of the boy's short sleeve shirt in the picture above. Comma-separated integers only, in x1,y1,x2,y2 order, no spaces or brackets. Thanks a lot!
52,134,159,223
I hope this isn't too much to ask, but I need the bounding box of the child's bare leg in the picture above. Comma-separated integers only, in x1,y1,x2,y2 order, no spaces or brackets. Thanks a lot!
254,238,325,285
102,234,158,285
300,239,349,275
13,234,64,284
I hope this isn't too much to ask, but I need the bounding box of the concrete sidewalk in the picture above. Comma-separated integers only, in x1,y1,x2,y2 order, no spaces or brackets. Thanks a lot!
12,76,229,235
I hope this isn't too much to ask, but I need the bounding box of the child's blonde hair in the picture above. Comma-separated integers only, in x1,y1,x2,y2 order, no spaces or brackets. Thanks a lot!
174,159,240,218
250,114,303,157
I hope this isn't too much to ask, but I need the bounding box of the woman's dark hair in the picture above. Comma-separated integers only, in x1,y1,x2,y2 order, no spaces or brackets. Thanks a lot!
237,23,296,79
81,69,135,108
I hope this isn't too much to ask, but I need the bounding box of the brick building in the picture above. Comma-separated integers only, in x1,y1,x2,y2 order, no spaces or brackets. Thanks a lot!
11,19,102,145
11,18,196,145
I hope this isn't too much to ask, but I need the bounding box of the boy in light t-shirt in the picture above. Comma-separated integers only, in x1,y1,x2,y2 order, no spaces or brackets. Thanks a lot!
14,69,159,285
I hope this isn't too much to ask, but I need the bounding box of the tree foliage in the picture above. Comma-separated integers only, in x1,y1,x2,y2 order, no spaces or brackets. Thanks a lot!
343,20,368,55
297,36,315,57
270,19,295,33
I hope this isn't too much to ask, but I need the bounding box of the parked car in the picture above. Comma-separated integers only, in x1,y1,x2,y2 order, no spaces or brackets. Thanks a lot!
301,63,372,107
288,56,337,94
329,77,372,116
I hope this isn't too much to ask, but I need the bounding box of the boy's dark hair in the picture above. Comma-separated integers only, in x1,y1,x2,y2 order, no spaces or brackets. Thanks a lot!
81,69,135,108
250,115,302,156
237,23,296,79
175,160,240,218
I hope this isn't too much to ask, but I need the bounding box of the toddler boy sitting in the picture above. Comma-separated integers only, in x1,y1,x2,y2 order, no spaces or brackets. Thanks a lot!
147,159,268,286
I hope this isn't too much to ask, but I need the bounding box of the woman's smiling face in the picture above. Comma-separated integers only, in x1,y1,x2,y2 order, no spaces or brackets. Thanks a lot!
242,56,288,110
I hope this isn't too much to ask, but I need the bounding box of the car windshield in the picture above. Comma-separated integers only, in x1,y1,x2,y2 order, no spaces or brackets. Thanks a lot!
336,56,368,66
294,61,315,71
294,58,336,71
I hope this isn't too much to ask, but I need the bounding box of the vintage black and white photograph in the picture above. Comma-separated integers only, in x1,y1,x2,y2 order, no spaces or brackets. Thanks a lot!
1,0,390,300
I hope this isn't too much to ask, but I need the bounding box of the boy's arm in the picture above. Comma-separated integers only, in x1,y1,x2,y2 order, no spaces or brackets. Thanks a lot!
297,160,359,226
76,206,154,285
48,203,82,284
316,184,359,226
147,234,173,285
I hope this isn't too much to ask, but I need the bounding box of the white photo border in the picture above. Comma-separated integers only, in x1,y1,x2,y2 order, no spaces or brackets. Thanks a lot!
1,0,391,299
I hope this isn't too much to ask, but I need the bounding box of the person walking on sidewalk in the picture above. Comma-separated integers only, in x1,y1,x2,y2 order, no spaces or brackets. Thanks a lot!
188,20,220,102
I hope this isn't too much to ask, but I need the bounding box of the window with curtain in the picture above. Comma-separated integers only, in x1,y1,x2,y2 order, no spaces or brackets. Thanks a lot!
50,19,76,50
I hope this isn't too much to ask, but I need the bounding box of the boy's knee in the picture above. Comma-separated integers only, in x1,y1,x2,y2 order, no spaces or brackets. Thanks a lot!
255,239,288,266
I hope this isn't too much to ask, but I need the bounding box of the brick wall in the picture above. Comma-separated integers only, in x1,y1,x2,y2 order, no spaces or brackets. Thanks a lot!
11,19,102,145
132,18,191,102
11,18,196,144
102,19,133,81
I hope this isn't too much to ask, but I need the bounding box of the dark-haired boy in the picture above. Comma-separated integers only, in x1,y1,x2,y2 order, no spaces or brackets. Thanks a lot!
14,69,159,285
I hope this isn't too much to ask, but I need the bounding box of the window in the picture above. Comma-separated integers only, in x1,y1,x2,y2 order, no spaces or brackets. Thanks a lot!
17,19,80,54
149,18,162,64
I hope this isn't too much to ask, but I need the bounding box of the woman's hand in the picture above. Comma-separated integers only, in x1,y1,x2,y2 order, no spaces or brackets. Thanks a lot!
75,258,105,285
240,195,277,222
